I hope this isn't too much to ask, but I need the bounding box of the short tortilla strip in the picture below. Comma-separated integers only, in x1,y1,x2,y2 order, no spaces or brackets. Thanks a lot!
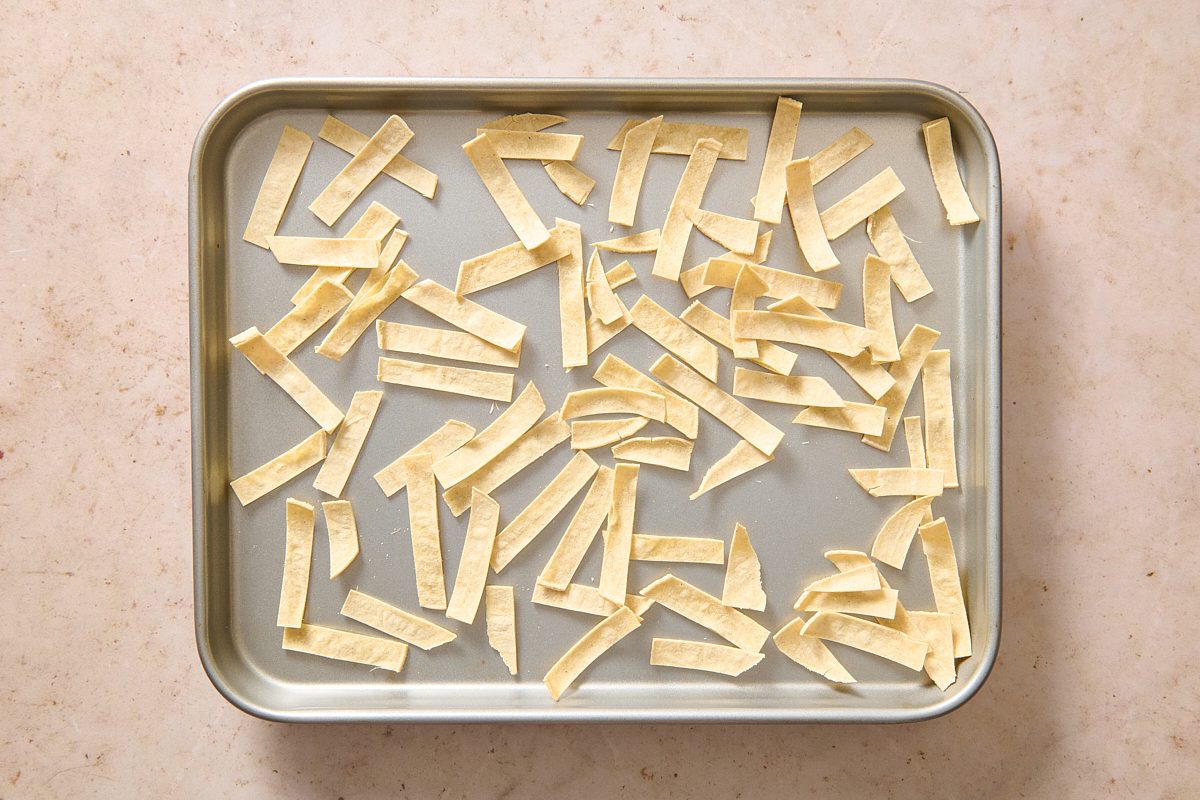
680,301,798,376
401,279,526,353
243,125,312,248
823,549,875,573
772,617,855,682
794,402,887,436
229,327,343,432
689,439,773,500
687,207,759,255
562,387,666,422
543,160,596,205
867,205,934,302
922,117,980,225
463,133,551,250
442,413,569,516
904,611,957,690
849,468,945,497
640,574,769,652
598,463,639,604
377,357,514,403
701,256,842,309
282,624,408,672
230,429,327,506
377,321,521,368
402,451,446,610
585,295,632,355
277,499,315,628
630,295,720,381
784,158,840,271
481,129,582,161
491,451,599,571
340,589,456,650
310,115,413,226
533,583,655,617
611,437,693,471
267,236,380,268
571,417,650,450
808,126,874,184
754,97,803,224
264,279,354,356
631,534,724,564
871,495,936,569
433,382,544,488
862,324,941,451
800,612,927,671
585,249,625,325
290,202,399,306
923,350,959,488
315,260,420,360
795,588,899,618
605,260,638,289
820,167,906,240
455,222,572,295
445,489,501,624
480,113,567,132
609,115,662,226
373,420,475,497
652,138,722,281
863,254,900,363
607,120,748,160
537,466,614,590
319,116,437,198
321,500,360,579
593,354,699,439
728,264,768,359
484,585,518,675
313,390,383,497
722,523,766,611
650,639,764,677
543,606,642,701
919,517,972,657
732,367,843,408
594,229,661,253
733,311,873,358
556,219,589,368
803,565,881,594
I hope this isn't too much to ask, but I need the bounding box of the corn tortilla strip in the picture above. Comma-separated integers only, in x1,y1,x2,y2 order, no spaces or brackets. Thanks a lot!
537,466,615,590
640,574,769,652
316,260,420,361
351,227,409,311
290,202,399,306
595,229,661,253
809,126,874,184
544,606,642,701
689,439,772,500
277,499,315,628
871,496,936,569
533,583,655,617
243,125,312,248
824,549,874,573
340,589,456,650
919,517,972,657
795,588,899,618
445,489,500,624
491,451,599,572
443,413,570,516
484,585,518,675
863,254,900,363
904,416,928,467
630,295,719,380
230,328,343,432
608,115,662,226
319,116,438,198
849,468,945,497
282,624,408,671
922,117,980,225
754,97,803,224
784,158,840,271
728,264,768,360
794,402,887,436
455,222,573,295
402,452,446,610
607,119,748,159
862,324,941,451
866,205,934,302
480,129,582,161
571,417,648,450
586,295,632,355
650,639,764,677
772,618,855,682
820,167,906,240
652,138,722,281
631,534,723,564
373,420,475,497
230,430,327,506
732,367,843,408
553,220,589,368
612,437,694,471
722,523,766,611
463,133,551,250
312,390,383,497
733,310,872,358
680,301,798,376
267,236,380,268
265,280,354,356
543,160,596,205
923,350,959,488
309,115,413,226
680,230,774,298
562,387,666,422
593,354,699,439
585,250,625,325
804,565,881,594
800,612,927,671
432,382,544,488
376,321,521,369
701,256,843,309
377,358,514,403
686,207,760,255
321,500,360,579
480,113,567,132
401,279,526,353
904,611,957,690
605,261,637,289
598,463,639,604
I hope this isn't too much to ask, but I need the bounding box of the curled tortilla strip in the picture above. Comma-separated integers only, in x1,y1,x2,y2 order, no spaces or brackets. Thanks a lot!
640,574,769,652
793,402,887,436
321,500,360,578
722,523,766,611
772,617,855,682
611,436,694,471
282,624,408,672
313,390,382,497
732,310,873,358
795,588,899,619
595,229,661,253
631,534,724,564
652,138,722,281
808,126,874,184
849,468,945,497
922,117,980,225
230,327,343,432
533,583,655,617
680,301,797,376
290,202,399,306
871,495,936,569
377,321,521,368
800,611,927,671
316,260,420,361
820,167,906,240
689,439,773,500
340,589,456,650
598,463,639,603
455,222,572,295
919,517,972,657
754,97,803,224
607,119,748,159
605,260,638,289
543,160,595,205
687,207,759,255
593,354,699,439
402,452,446,610
230,429,326,506
650,639,764,676
277,499,315,628
445,489,501,624
609,115,663,226
562,387,666,422
373,420,475,497
784,158,839,271
922,350,959,488
402,279,526,353
377,357,514,403
863,254,900,363
571,417,650,450
867,205,933,302
543,606,642,701
265,279,354,356
586,295,632,355
702,256,842,309
729,264,768,360
480,113,567,131
862,324,941,451
319,115,437,198
267,236,380,268
537,466,614,590
491,451,599,571
803,564,881,594
631,295,720,381
243,125,312,248
433,382,544,488
556,219,589,368
484,585,518,675
733,367,843,408
310,115,413,226
442,413,569,516
586,250,625,325
481,129,582,161
903,611,957,690
463,132,550,249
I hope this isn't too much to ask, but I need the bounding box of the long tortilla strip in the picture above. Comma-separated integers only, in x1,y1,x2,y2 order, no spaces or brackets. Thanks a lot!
595,229,661,253
401,278,526,352
533,583,655,617
631,534,724,564
376,321,521,368
732,310,873,358
689,439,773,500
867,205,934,302
340,589,456,650
650,639,764,676
862,324,941,451
793,402,887,436
402,451,446,610
651,138,722,280
321,500,359,579
640,574,769,652
687,207,759,255
871,496,936,569
630,295,719,381
310,115,413,226
611,437,693,471
491,451,599,572
556,219,588,368
373,420,475,497
819,167,905,240
290,202,399,306
312,390,383,497
919,517,972,657
277,499,315,628
800,611,927,671
442,413,569,516
377,358,514,403
784,158,839,271
795,588,899,618
243,125,312,248
598,463,639,604
484,586,518,675
433,382,544,488
282,624,408,672
593,354,699,439
445,489,500,624
922,117,980,225
680,301,797,376
543,160,596,205
753,97,803,224
586,249,625,325
319,115,438,198
315,260,420,361
732,367,843,408
455,222,573,295
722,523,766,611
463,133,550,249
863,254,900,363
230,327,343,432
772,617,855,682
264,279,354,356
849,467,945,497
571,417,650,450
537,466,614,590
479,113,567,131
609,115,663,226
267,236,380,268
230,429,326,506
607,120,748,159
923,350,959,488
701,256,842,309
809,126,874,184
543,606,642,701
729,264,769,360
481,129,582,161
562,387,666,422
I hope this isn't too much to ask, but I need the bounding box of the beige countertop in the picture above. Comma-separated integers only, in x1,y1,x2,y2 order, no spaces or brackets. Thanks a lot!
3,1,1196,797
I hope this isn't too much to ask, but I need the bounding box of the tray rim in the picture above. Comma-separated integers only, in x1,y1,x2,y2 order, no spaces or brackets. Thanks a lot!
190,76,1001,724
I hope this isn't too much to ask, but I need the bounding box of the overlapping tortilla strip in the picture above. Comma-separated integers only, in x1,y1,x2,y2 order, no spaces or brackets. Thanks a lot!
922,117,980,225
267,236,380,268
339,221,410,306
491,451,599,571
445,489,500,624
315,259,420,361
919,517,972,657
533,583,655,617
803,564,881,593
680,301,797,376
612,437,694,471
291,202,399,306
543,606,642,701
922,350,959,488
680,231,774,298
481,129,582,161
640,574,769,652
537,466,614,590
689,439,773,500
650,639,764,676
820,167,906,240
823,549,875,573
784,158,840,271
605,260,638,289
562,387,666,421
593,354,699,439
264,280,354,356
585,295,633,355
401,278,526,352
863,254,900,363
432,382,544,488
321,500,360,578
230,429,327,506
609,115,663,226
377,357,514,402
480,113,567,132
795,588,899,618
340,589,456,650
442,413,569,516
243,125,312,248
754,97,803,224
800,612,927,671
772,617,855,682
484,585,518,675
728,264,768,359
313,390,383,497
462,132,551,249
732,367,842,408
652,138,722,281
867,205,934,302
700,256,843,310
543,160,596,205
732,310,873,357
862,324,941,451
686,207,759,255
402,451,446,609
722,523,766,611
595,229,661,253
631,295,720,381
607,120,748,159
849,467,945,497
585,250,625,325
319,116,438,199
598,463,639,604
230,327,343,432
282,624,408,672
794,402,887,436
571,417,650,450
373,420,475,497
455,222,573,295
277,499,315,628
808,126,874,184
554,220,589,368
310,115,413,226
903,416,933,523
631,534,724,564
902,611,957,690
871,496,936,569
377,321,521,368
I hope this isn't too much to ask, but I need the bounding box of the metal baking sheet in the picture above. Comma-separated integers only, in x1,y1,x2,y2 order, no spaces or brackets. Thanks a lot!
190,78,1000,723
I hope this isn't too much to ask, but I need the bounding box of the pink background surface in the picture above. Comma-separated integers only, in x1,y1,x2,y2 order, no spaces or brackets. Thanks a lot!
2,1,1196,797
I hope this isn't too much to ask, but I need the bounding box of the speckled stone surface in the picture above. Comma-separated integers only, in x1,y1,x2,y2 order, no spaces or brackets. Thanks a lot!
2,1,1197,797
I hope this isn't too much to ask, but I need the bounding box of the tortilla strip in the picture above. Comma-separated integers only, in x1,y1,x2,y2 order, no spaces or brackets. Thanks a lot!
479,129,582,161
312,390,382,497
484,585,518,675
608,115,663,226
630,295,720,380
552,220,588,368
321,500,360,579
464,132,551,247
264,280,354,356
862,324,941,451
230,429,327,506
401,279,526,352
820,167,906,240
337,226,409,307
598,463,639,603
480,113,567,132
689,439,773,500
230,327,343,432
290,202,399,306
653,355,784,456
923,350,959,488
652,138,722,281
728,264,768,359
586,295,632,355
537,466,615,590
754,97,803,224
316,260,420,361
804,565,881,593
605,261,638,289
431,382,544,489
687,207,759,255
680,230,774,298
800,612,927,671
543,160,596,204
319,115,438,198
640,574,769,652
267,236,380,268
871,496,936,569
586,250,625,325
277,499,315,628
533,583,655,617
650,639,764,676
919,517,972,657
455,222,573,295
373,420,475,497
795,588,899,618
701,256,843,309
849,468,945,497
544,606,642,701
809,126,874,184
612,437,694,471
562,387,667,422
340,589,456,650
904,417,930,478
442,413,570,516
733,310,872,358
377,321,521,369
309,115,412,226
595,229,661,253
491,451,599,571
377,358,514,403
401,451,446,609
732,367,843,408
571,417,650,450
772,617,855,682
722,523,766,611
445,489,500,624
784,158,840,271
862,256,900,365
593,354,699,439
243,125,312,248
631,534,724,564
607,120,748,160
922,117,980,225
794,402,887,436
680,301,797,376
866,205,934,302
282,624,408,672
903,611,957,690
823,549,875,573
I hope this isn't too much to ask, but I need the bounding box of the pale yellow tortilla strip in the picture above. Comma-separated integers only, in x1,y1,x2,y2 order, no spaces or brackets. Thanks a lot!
377,357,514,403
376,321,521,368
820,167,906,240
432,382,544,488
722,523,766,611
562,387,666,422
462,133,550,249
605,260,638,289
593,354,699,439
871,496,936,569
401,278,526,352
373,420,475,497
867,205,934,302
701,256,843,309
922,117,980,225
803,564,881,594
338,226,409,314
808,126,874,184
290,202,399,306
823,549,875,573
312,390,382,497
794,402,887,436
480,129,582,160
595,229,661,253
652,138,722,281
230,429,327,506
230,327,343,432
598,463,639,604
800,611,927,671
609,115,663,226
340,589,456,650
543,160,596,205
480,113,567,132
611,437,694,471
923,350,959,488
863,254,900,363
630,295,720,381
402,451,446,610
484,585,518,675
732,310,873,358
543,606,642,701
689,439,773,500
680,231,774,298
491,451,599,571
754,97,803,224
640,574,769,652
537,466,615,590
442,413,570,516
728,264,768,360
315,260,420,361
532,583,655,617
321,500,360,579
243,125,312,248
264,279,354,357
919,517,972,657
571,417,649,450
904,611,957,690
795,588,899,619
267,236,380,268
784,158,840,271
680,300,798,376
585,295,632,355
772,617,855,682
282,624,408,672
862,324,942,451
319,115,438,199
631,534,723,564
445,489,500,624
905,416,927,468
607,119,748,159
585,249,625,325
650,638,764,677
455,222,573,295
555,219,589,368
687,207,760,255
849,468,945,497
277,499,315,628
310,115,413,226
732,367,843,408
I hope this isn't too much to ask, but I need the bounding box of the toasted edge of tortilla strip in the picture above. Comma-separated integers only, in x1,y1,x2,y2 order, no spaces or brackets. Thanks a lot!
592,354,699,439
820,167,906,240
607,119,749,159
315,260,419,360
722,523,766,611
571,417,650,450
377,357,514,403
480,113,567,131
543,160,596,204
340,589,456,650
862,324,941,451
922,117,980,225
282,624,408,671
650,638,764,676
555,219,589,368
863,254,901,363
243,125,312,248
402,451,446,610
445,489,501,624
631,534,724,564
795,588,899,618
484,585,518,674
462,133,551,249
586,249,626,325
401,279,527,352
784,158,840,271
491,451,599,571
230,429,327,506
640,574,769,652
630,295,720,381
772,617,855,682
265,279,354,356
871,496,936,569
318,116,437,198
754,97,803,224
598,463,639,603
595,229,661,253
230,327,343,432
455,223,572,295
793,402,887,436
310,115,413,226
919,517,972,657
562,387,666,422
543,606,642,701
608,115,663,226
605,260,638,289
680,301,798,376
848,468,945,497
732,367,843,408
686,207,760,255
689,439,773,500
290,202,399,306
432,382,544,489
267,236,380,268
867,205,934,302
373,420,475,497
313,390,383,497
481,129,582,160
277,499,315,628
537,466,615,590
922,350,959,488
611,437,694,471
651,138,722,281
800,611,927,671
733,311,872,357
533,582,654,617
377,321,521,368
809,126,874,184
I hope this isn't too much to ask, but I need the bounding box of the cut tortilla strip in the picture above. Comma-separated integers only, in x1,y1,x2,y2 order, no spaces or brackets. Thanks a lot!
607,119,748,160
800,612,927,671
612,437,694,471
484,586,518,675
650,638,764,677
922,350,959,488
631,534,724,564
905,416,928,468
598,463,639,604
373,420,475,497
903,611,957,690
862,324,941,451
803,564,881,594
571,417,650,450
562,387,666,422
593,354,699,439
533,583,655,617
342,227,409,313
687,207,759,255
543,160,595,205
340,589,456,650
321,500,360,579
455,222,573,296
733,310,873,357
481,129,582,160
402,279,526,353
729,264,769,360
680,230,775,298
702,256,843,309
795,588,899,619
267,236,380,268
689,439,773,500
319,115,437,199
820,167,906,240
585,295,632,355
310,115,413,226
863,254,900,363
595,229,661,253
316,260,420,361
824,549,875,573
313,390,383,497
491,451,599,572
543,606,642,701
809,127,874,184
442,413,569,516
754,97,803,224
606,260,638,289
401,451,446,610
722,523,766,611
867,205,933,302
265,279,354,357
586,249,625,325
445,489,500,624
919,517,972,657
555,219,589,368
922,117,980,225
772,617,855,683
243,125,312,248
640,574,769,652
537,466,614,590
290,202,399,306
794,402,887,436
463,133,550,249
277,499,315,628
282,624,408,672
377,357,514,403
230,429,327,506
230,327,343,432
871,496,936,569
480,113,567,132
377,321,521,368
630,295,720,381
609,115,663,226
652,137,722,281
433,382,544,488
784,158,840,271
733,368,843,408
849,468,945,497
680,301,797,376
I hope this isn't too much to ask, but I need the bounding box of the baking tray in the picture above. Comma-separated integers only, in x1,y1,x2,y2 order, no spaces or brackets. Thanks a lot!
190,78,1000,723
